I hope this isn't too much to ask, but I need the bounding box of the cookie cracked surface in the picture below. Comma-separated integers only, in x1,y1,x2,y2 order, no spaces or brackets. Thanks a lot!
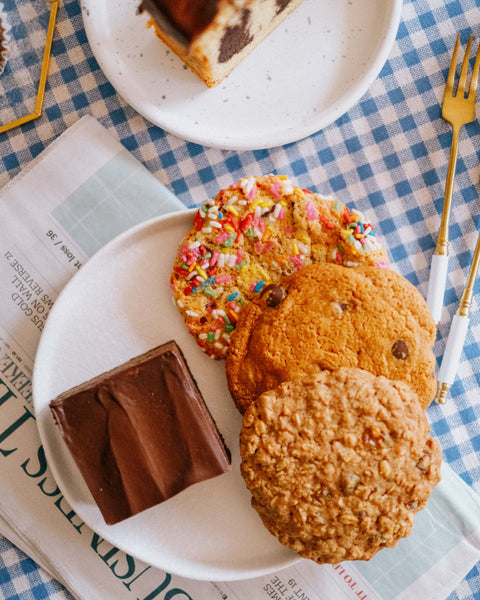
239,368,442,564
170,175,389,359
226,262,436,413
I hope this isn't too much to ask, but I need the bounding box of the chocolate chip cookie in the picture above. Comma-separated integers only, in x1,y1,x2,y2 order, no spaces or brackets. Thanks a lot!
226,262,436,412
171,175,389,359
240,368,442,563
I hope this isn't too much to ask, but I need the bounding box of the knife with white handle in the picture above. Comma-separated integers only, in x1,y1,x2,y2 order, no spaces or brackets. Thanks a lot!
435,229,480,403
427,253,450,325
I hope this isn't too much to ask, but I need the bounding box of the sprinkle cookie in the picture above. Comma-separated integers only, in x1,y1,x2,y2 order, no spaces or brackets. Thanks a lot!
226,262,437,413
170,175,389,359
240,368,442,564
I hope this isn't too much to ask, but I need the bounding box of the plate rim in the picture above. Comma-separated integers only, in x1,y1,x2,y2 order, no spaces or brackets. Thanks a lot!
80,0,403,150
32,209,301,582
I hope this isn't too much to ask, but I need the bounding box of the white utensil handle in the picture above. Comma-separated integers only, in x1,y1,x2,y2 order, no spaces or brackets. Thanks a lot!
426,254,449,323
437,313,470,386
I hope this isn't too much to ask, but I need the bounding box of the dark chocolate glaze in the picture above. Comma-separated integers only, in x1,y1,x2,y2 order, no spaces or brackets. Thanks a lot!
218,9,253,64
276,0,293,13
139,0,220,41
50,341,231,525
139,1,292,63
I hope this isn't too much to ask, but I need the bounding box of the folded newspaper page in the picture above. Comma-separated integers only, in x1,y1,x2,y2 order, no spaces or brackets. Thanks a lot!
1,115,480,600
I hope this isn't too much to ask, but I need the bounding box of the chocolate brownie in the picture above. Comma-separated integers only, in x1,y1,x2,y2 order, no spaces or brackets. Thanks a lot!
50,341,231,524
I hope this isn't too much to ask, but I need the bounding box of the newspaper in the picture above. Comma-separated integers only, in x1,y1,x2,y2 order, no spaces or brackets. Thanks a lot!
1,115,480,600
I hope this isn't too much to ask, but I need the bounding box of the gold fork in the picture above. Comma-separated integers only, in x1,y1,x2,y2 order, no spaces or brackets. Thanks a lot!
426,34,480,324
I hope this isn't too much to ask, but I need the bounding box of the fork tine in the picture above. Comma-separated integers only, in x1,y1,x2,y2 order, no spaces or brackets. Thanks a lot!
457,35,472,97
445,33,460,97
468,38,480,99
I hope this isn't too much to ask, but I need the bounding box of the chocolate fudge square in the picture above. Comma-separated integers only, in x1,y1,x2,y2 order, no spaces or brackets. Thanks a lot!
49,340,231,524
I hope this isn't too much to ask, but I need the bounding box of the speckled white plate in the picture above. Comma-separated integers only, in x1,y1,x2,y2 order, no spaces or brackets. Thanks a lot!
80,0,402,150
33,211,300,582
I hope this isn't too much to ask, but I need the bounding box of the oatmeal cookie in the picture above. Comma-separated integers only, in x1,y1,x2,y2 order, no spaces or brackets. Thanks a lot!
171,175,389,359
240,368,442,563
226,262,436,412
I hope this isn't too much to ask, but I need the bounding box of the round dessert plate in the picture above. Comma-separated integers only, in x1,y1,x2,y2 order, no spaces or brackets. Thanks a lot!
80,0,402,150
33,210,300,582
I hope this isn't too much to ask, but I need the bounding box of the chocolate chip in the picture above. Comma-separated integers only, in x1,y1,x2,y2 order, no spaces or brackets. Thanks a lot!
333,302,350,316
260,284,286,308
392,340,408,360
416,452,431,473
218,9,253,64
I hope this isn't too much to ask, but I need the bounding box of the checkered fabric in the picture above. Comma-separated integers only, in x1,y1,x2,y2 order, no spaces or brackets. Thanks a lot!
0,0,51,124
0,0,480,598
0,538,73,600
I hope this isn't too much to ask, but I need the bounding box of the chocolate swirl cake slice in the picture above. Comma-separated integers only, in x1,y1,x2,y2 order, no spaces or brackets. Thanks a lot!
138,0,304,87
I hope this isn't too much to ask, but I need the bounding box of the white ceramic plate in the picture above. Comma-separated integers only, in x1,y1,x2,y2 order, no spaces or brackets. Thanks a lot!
80,0,402,150
32,210,299,582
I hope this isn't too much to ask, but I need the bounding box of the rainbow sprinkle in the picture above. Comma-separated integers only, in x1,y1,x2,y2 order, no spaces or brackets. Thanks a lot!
171,175,387,357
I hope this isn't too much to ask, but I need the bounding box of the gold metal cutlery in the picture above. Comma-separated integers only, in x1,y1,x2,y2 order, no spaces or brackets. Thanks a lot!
427,34,480,324
436,228,480,403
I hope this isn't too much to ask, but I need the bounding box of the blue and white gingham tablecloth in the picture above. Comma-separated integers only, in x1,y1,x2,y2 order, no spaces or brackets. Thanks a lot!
1,0,480,598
